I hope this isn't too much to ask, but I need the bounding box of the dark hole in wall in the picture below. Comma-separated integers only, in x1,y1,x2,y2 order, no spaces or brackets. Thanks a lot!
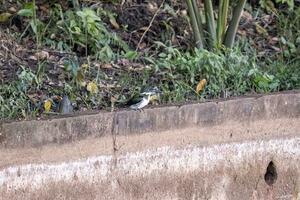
264,161,277,186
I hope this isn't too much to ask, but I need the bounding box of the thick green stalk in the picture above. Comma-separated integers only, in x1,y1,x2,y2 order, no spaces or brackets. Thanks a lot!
224,0,247,48
191,0,205,46
216,0,229,47
221,0,229,32
216,1,223,47
186,0,203,48
32,0,38,47
204,0,216,48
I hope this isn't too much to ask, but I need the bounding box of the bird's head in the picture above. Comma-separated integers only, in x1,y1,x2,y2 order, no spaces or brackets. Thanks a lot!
141,87,161,96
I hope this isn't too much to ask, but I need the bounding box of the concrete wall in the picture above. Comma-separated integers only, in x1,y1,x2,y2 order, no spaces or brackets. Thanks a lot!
0,91,299,200
1,92,299,148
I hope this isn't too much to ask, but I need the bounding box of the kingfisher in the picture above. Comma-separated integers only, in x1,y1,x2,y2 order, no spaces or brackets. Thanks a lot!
129,87,160,110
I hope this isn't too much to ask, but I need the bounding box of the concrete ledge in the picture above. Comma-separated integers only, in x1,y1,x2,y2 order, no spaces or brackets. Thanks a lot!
1,92,299,148
1,136,300,199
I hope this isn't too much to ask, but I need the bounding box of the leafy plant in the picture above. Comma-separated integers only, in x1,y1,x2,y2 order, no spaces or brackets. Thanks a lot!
260,0,295,11
0,67,38,119
54,6,129,61
18,1,44,47
144,44,288,103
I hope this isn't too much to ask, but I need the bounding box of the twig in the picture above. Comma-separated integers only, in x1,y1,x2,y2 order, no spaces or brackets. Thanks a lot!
23,49,76,55
135,0,165,51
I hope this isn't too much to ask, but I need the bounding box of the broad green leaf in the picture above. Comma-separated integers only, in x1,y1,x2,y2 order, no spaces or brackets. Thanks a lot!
17,7,33,17
30,20,37,34
123,51,137,60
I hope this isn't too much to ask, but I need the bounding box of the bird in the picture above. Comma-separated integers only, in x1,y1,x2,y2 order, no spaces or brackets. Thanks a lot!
129,87,161,110
130,95,152,110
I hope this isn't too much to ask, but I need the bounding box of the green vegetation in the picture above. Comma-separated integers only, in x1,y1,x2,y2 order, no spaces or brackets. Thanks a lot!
0,0,299,120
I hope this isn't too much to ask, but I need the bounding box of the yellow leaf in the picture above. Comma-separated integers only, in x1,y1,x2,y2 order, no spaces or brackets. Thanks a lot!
150,94,160,102
87,81,98,94
255,23,268,36
81,63,88,69
196,79,207,94
44,99,52,112
0,12,12,23
109,17,120,29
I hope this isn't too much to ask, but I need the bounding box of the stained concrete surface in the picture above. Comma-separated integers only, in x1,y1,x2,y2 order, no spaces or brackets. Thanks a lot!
1,91,299,148
0,92,299,199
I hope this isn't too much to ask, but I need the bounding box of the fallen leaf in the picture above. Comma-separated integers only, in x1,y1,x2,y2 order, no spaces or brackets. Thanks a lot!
81,63,88,69
255,23,268,36
242,11,253,22
148,2,158,12
87,81,98,94
181,9,187,16
196,79,207,94
109,17,120,29
0,12,12,23
137,42,147,50
80,81,87,87
139,27,148,31
29,55,37,60
8,7,17,13
44,99,52,112
101,63,112,69
110,96,118,103
35,50,49,60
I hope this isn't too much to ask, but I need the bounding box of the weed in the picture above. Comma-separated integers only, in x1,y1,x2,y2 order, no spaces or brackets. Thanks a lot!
52,6,129,61
0,67,38,119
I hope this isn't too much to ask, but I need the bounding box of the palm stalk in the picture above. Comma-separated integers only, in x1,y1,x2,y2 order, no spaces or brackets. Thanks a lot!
191,0,205,47
224,0,247,48
204,0,216,49
185,0,247,50
186,0,204,48
216,0,229,47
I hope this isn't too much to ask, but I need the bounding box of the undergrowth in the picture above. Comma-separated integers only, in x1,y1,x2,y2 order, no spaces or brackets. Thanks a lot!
1,46,299,120
0,1,299,120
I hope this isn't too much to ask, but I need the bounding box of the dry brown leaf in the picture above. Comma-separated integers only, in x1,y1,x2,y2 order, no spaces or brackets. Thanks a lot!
35,51,49,60
255,23,268,36
148,2,158,12
196,79,207,94
109,18,120,29
242,11,253,22
138,42,147,50
8,7,17,13
102,63,113,69
139,27,148,31
29,55,37,61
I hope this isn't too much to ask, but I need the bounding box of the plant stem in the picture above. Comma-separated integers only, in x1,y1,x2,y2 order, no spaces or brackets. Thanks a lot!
191,0,205,47
204,0,216,49
224,0,247,48
32,0,38,48
216,0,229,48
186,0,203,48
